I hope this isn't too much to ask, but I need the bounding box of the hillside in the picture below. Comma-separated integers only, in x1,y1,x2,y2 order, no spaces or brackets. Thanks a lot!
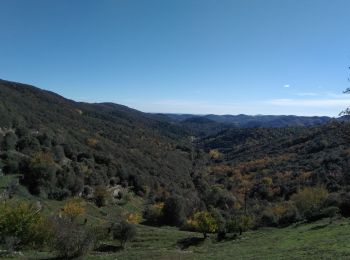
1,79,350,259
0,79,197,202
157,113,333,137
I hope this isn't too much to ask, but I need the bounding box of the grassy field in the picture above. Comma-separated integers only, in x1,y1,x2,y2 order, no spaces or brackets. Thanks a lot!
11,218,350,260
2,178,350,259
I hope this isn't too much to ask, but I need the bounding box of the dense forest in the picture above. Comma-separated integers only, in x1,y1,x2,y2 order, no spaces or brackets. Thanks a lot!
1,79,350,257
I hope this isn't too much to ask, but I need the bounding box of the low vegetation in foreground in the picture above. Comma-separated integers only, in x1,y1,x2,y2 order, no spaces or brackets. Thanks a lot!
1,198,350,260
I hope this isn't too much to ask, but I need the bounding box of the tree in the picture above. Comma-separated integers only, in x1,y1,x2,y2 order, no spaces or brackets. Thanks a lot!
162,197,186,226
2,132,17,151
112,221,136,248
143,202,164,225
192,211,218,239
0,202,50,249
291,186,328,217
22,152,57,197
340,79,350,115
50,217,96,258
94,186,111,207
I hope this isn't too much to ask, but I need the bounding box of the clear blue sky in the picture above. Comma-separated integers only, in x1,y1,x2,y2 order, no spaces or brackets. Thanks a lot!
1,0,350,116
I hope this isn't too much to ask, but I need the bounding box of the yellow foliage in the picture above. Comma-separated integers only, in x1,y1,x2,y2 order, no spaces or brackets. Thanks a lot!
61,199,85,221
0,202,51,247
209,149,221,159
291,186,328,214
31,152,54,165
262,177,273,185
191,211,218,236
273,202,294,218
126,213,142,224
154,202,165,211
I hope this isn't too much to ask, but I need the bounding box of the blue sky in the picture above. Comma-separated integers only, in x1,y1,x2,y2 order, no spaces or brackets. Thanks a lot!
1,0,350,116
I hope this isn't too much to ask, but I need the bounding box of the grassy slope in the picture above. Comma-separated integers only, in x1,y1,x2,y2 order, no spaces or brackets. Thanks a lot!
2,179,350,259
19,218,350,260
84,219,350,260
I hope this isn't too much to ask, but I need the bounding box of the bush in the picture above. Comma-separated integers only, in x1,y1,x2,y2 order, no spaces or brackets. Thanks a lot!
291,186,328,218
338,192,350,217
321,206,340,222
0,202,50,249
2,152,20,174
61,199,86,222
112,220,137,248
126,213,142,224
50,217,97,258
2,132,17,151
260,202,298,227
190,211,218,238
94,186,111,207
143,202,164,225
162,196,186,227
22,152,58,197
226,215,254,234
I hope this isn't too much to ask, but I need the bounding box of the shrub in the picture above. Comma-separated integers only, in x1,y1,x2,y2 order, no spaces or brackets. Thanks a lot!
291,186,328,217
50,217,97,258
94,186,111,207
162,196,186,227
2,152,20,174
22,152,58,197
112,220,137,248
321,206,340,223
261,202,298,227
190,211,218,238
61,199,86,222
126,213,142,224
2,132,17,151
338,192,350,217
226,215,254,234
209,149,221,160
143,202,164,225
0,202,50,249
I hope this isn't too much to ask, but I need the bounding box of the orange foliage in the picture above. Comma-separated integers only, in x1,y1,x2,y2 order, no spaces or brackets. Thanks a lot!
126,213,142,224
31,151,55,165
61,199,85,221
86,137,99,148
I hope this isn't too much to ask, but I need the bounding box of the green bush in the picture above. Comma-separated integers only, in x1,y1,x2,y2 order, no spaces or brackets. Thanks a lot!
0,202,50,249
291,186,328,218
2,132,17,151
162,196,186,227
94,186,111,207
112,221,137,248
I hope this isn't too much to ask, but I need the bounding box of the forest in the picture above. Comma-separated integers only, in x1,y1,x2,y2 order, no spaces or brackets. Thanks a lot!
1,79,350,258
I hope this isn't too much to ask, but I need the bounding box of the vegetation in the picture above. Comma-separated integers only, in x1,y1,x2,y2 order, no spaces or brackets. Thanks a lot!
190,211,218,238
112,220,137,248
1,79,350,258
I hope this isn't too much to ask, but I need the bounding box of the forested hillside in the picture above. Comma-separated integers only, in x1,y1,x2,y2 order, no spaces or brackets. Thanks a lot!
1,79,350,258
0,79,197,202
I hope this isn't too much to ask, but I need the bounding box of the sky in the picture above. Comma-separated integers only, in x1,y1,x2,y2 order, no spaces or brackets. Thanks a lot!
1,0,350,116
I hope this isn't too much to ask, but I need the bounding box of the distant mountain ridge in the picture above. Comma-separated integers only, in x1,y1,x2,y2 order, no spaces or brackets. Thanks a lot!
152,113,335,137
158,113,333,128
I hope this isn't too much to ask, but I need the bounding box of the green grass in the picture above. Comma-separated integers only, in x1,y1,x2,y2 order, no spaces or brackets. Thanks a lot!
81,218,350,260
21,218,350,260
3,180,350,259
